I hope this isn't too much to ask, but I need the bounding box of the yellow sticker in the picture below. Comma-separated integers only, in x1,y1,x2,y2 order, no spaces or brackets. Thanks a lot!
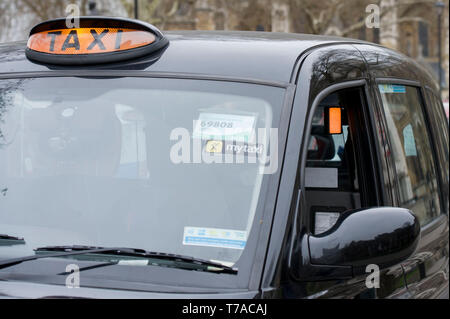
205,140,223,153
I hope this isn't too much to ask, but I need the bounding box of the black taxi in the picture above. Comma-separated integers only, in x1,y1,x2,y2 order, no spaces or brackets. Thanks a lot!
0,17,448,299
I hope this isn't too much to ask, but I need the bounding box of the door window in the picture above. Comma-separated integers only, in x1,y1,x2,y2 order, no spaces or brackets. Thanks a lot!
378,84,441,225
306,94,357,192
427,91,449,196
305,88,376,234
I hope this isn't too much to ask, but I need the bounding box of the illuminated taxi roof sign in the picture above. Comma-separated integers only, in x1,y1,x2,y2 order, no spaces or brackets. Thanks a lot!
26,17,168,65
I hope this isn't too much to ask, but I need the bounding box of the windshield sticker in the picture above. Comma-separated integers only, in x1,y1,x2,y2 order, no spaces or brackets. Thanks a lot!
183,227,247,250
193,113,256,142
203,139,264,157
118,260,149,266
379,84,406,94
205,140,224,153
224,142,264,156
403,124,417,156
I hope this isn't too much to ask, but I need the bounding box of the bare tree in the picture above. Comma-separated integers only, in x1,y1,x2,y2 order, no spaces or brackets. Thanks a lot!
121,0,181,28
287,0,436,37
0,0,129,42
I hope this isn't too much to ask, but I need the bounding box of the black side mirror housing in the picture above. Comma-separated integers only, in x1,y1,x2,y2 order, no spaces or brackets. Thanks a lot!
292,207,420,280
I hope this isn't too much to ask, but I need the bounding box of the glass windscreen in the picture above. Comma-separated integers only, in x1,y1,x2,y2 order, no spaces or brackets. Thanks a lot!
0,77,284,267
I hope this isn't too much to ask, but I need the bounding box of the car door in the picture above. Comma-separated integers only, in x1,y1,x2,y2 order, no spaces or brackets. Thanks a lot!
375,82,449,299
275,45,412,299
265,45,418,299
297,84,410,299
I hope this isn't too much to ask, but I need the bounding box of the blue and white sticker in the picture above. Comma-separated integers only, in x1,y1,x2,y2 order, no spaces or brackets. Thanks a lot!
193,113,256,142
403,124,417,156
183,227,247,250
379,84,406,94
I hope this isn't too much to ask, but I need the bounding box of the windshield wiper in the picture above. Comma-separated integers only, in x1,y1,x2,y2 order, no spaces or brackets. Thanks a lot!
0,246,119,270
0,245,237,274
0,234,25,246
0,234,24,241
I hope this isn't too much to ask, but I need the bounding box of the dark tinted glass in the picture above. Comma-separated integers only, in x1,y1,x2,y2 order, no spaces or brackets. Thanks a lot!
379,84,441,225
0,77,284,267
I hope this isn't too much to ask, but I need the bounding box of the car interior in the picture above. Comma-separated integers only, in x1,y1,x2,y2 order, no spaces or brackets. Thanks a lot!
304,88,377,235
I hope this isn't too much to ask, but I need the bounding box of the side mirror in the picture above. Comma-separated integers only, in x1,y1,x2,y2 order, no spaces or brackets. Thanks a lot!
293,207,420,280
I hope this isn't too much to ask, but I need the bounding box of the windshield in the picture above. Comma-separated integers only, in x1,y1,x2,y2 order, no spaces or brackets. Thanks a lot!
0,77,284,271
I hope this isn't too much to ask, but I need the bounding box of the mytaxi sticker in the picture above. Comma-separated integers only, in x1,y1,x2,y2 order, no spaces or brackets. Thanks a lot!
205,140,223,153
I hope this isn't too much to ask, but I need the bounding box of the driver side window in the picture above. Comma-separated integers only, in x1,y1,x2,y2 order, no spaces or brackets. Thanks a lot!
304,88,376,235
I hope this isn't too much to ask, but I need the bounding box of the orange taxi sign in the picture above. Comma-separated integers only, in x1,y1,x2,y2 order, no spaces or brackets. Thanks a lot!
25,17,168,65
27,28,156,55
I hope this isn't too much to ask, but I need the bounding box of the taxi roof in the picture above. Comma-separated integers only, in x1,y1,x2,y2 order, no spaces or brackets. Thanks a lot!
0,31,366,84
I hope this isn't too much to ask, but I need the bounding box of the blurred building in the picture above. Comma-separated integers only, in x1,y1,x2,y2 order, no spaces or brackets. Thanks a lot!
136,0,448,100
0,0,448,100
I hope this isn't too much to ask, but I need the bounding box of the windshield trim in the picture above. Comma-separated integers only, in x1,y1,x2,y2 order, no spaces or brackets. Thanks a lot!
0,70,293,90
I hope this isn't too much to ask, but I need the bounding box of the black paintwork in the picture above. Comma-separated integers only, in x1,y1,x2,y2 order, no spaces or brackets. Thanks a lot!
0,31,364,81
0,28,448,299
308,208,420,270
